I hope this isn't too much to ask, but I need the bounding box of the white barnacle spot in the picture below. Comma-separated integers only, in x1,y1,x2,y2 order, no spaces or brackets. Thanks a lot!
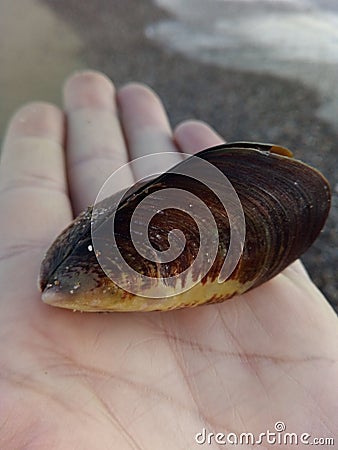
91,207,108,221
88,244,93,252
46,283,53,288
73,282,80,290
54,280,60,286
70,289,74,294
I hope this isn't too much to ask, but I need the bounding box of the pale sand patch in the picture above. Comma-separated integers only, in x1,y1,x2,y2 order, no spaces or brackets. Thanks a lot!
0,0,85,143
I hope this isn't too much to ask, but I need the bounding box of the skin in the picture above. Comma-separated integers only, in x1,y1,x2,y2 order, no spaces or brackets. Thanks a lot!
0,71,337,449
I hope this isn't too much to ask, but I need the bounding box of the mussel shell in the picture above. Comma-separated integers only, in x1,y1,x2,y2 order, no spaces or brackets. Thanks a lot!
39,142,331,312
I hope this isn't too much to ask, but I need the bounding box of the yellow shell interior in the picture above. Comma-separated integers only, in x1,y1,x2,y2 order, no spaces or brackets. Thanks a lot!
42,278,253,312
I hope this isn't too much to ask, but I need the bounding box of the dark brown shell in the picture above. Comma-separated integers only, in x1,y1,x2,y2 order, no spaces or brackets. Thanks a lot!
39,142,331,312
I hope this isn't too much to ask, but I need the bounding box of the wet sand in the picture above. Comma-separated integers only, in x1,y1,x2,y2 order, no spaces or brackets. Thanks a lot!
0,0,84,142
1,0,337,310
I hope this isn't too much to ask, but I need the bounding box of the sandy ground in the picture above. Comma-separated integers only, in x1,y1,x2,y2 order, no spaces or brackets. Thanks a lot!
0,0,84,139
0,0,337,310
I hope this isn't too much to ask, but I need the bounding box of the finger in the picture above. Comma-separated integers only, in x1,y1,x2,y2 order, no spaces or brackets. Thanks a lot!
64,71,133,215
284,259,311,279
0,103,72,308
174,119,225,153
0,102,72,254
117,83,179,180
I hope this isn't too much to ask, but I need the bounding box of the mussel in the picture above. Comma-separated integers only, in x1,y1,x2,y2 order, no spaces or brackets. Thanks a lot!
39,142,331,312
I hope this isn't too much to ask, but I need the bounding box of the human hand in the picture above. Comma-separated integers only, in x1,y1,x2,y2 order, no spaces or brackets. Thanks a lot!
0,71,337,449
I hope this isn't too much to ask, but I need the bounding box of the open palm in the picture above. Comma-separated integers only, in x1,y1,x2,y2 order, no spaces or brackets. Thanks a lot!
1,71,337,449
